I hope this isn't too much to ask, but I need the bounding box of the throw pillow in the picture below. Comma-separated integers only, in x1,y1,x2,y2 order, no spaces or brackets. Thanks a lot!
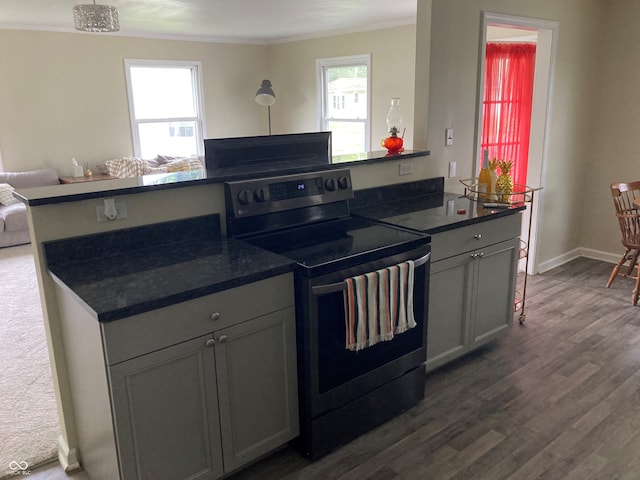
189,158,205,170
0,183,19,206
104,157,147,178
165,158,193,172
145,166,169,175
156,154,182,165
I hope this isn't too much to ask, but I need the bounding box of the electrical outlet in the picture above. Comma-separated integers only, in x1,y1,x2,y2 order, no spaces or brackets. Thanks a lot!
448,161,457,178
97,201,127,222
399,162,413,176
446,199,455,215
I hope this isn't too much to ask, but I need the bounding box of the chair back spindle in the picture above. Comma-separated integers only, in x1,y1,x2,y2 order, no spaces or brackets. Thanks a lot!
608,181,640,305
611,181,640,249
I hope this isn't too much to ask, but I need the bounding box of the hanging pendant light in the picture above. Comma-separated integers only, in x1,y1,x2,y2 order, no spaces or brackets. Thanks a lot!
73,0,119,33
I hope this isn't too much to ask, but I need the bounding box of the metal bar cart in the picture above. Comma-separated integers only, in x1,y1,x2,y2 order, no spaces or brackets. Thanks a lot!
460,178,543,324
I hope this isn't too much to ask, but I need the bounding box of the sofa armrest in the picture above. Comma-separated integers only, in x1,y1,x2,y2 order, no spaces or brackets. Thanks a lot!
0,168,60,189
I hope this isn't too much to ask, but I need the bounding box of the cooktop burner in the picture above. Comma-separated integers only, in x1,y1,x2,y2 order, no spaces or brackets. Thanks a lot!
243,216,428,274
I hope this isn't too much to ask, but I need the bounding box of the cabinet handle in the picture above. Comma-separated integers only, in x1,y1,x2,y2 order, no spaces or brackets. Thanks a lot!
210,312,221,321
474,234,482,240
218,335,228,343
205,339,215,347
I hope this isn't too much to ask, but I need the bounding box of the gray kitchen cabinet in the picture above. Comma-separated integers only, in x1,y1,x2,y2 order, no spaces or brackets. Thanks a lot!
470,238,520,347
109,334,224,480
54,273,298,480
109,306,298,480
426,214,521,372
215,309,298,473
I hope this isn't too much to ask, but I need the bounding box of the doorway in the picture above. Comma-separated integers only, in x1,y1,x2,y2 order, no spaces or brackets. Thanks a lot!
475,13,558,275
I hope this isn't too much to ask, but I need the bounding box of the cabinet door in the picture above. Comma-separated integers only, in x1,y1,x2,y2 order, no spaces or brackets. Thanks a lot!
109,335,223,480
426,253,474,372
214,307,299,473
471,237,520,347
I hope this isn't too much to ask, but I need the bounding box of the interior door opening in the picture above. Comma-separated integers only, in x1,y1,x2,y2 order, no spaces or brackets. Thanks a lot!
475,13,558,275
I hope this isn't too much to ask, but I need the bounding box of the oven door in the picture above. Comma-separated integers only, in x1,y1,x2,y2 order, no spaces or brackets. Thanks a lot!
295,244,430,419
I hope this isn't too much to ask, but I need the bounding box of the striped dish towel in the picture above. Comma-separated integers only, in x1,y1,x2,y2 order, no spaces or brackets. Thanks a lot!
343,260,416,351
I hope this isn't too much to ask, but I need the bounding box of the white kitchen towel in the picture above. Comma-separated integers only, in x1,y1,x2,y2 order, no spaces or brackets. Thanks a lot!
344,260,416,351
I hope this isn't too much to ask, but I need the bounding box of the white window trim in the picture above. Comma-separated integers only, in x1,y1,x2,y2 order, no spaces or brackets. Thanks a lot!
124,59,208,158
316,53,371,152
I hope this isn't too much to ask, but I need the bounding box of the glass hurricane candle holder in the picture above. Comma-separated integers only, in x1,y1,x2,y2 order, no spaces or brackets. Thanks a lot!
381,98,405,154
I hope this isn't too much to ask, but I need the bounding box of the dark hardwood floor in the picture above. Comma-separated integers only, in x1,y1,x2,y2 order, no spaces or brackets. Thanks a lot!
34,258,640,479
229,257,640,480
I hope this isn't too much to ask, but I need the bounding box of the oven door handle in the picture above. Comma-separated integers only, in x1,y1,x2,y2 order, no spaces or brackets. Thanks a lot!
310,251,431,297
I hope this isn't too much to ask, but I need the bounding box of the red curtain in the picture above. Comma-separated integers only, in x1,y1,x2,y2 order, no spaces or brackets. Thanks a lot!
481,43,536,189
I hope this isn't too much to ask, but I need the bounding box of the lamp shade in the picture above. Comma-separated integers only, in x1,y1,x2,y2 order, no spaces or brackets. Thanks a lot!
255,80,276,106
73,0,119,33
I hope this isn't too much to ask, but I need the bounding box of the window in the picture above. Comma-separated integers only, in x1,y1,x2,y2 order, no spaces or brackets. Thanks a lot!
317,54,370,155
481,43,536,188
125,59,206,159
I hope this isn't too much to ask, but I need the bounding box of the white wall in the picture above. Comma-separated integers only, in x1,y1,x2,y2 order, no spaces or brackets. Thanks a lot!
581,0,640,260
269,25,418,152
0,30,270,175
421,0,604,270
0,25,423,181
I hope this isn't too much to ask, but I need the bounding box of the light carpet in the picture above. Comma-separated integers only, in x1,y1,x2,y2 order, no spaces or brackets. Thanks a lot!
0,244,58,479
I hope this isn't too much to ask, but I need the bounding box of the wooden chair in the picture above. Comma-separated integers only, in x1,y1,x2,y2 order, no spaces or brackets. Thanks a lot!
607,181,640,305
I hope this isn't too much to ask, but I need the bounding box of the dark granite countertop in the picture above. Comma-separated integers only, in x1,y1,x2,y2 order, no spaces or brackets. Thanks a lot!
351,178,525,234
44,215,297,322
353,192,525,234
15,149,429,207
48,239,297,322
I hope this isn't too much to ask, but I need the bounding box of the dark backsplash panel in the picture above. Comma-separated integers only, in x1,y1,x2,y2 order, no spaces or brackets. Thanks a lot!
44,214,221,267
205,132,332,171
350,177,445,209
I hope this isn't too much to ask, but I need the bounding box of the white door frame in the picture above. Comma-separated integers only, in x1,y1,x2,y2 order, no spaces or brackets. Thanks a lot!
474,12,559,275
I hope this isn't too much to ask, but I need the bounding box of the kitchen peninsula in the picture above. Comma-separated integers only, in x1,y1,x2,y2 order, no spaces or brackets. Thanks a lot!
44,213,300,479
14,148,432,477
14,147,523,479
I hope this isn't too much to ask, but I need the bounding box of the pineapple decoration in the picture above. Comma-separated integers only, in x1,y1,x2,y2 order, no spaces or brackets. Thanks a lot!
496,159,514,203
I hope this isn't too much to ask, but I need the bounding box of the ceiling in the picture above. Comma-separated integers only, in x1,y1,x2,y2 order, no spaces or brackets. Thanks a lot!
0,0,417,44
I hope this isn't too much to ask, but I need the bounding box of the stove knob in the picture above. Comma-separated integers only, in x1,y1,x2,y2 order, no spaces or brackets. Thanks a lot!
325,178,337,191
254,187,268,202
237,189,253,205
338,176,351,190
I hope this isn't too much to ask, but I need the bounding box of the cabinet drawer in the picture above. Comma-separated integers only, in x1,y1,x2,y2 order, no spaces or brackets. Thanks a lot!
101,273,294,365
430,214,521,262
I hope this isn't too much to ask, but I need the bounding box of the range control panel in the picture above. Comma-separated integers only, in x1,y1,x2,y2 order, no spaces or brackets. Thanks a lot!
225,169,353,219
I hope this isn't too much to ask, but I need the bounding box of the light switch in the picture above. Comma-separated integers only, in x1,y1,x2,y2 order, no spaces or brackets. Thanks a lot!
445,128,454,146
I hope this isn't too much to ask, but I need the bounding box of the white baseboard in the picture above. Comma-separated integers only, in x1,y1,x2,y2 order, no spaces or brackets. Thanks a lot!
579,248,620,265
57,435,80,472
536,248,618,274
536,248,582,273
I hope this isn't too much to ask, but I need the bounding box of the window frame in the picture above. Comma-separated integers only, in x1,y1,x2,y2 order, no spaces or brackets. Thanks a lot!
124,59,207,159
316,54,371,154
